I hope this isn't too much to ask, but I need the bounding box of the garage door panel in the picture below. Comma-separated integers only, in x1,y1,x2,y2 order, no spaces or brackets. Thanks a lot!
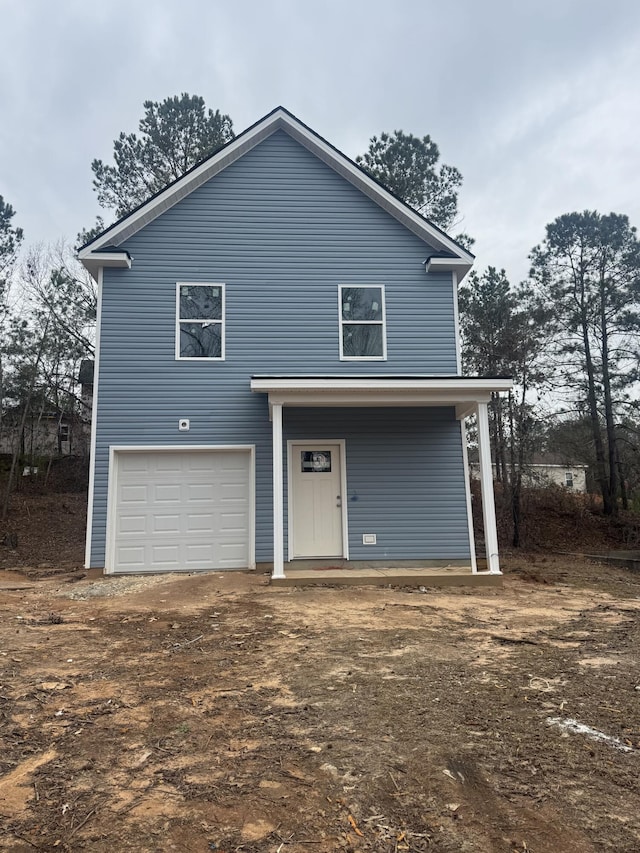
184,543,216,564
186,513,216,532
151,544,181,564
218,544,248,565
154,484,181,502
112,450,251,573
152,514,181,533
187,454,218,472
120,455,150,474
120,484,148,503
221,510,248,526
187,483,216,501
116,545,146,568
220,482,248,498
119,515,147,535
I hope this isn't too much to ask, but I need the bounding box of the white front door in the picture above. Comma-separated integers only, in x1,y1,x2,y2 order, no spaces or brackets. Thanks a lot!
290,442,344,558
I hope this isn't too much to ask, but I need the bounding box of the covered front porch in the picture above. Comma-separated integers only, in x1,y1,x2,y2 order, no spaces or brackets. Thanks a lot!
251,376,512,585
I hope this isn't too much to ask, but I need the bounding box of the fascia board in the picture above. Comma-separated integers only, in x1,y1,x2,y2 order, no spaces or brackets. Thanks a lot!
426,257,473,278
81,252,131,279
266,392,495,408
250,377,513,394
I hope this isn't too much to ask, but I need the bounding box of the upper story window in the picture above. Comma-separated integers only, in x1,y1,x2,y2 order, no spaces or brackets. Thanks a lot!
176,283,225,360
339,285,386,360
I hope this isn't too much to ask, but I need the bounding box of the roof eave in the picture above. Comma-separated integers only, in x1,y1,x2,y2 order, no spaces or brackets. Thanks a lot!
250,376,513,419
80,251,131,280
425,256,474,280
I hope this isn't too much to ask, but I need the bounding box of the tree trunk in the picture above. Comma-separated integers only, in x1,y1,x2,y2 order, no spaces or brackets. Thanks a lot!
599,260,618,514
506,389,521,547
615,437,629,511
580,306,611,514
490,395,502,482
1,317,51,521
490,393,508,485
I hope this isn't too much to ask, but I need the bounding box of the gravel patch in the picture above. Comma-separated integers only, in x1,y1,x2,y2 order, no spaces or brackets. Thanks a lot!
58,573,180,599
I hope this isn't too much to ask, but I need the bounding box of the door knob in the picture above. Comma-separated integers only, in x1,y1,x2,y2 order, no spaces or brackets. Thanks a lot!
336,495,342,507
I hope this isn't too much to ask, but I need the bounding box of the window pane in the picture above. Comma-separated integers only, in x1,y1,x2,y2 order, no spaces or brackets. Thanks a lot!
179,322,222,358
342,323,383,357
180,285,222,320
301,451,332,473
342,287,383,321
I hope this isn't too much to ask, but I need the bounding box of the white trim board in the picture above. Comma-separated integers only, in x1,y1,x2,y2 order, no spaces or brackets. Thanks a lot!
460,419,478,574
78,108,474,275
251,376,513,416
84,266,103,569
104,445,256,575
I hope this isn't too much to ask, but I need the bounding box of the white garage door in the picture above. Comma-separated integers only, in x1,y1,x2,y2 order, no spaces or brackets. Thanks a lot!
111,449,252,573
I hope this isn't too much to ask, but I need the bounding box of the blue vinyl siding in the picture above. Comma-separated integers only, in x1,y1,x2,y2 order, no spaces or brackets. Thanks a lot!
89,130,466,567
284,408,470,561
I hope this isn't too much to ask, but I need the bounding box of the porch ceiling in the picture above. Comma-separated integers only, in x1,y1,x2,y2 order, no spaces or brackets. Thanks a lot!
250,375,513,420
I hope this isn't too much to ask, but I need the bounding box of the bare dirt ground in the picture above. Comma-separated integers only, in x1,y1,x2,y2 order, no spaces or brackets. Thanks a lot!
1,492,639,851
1,548,639,852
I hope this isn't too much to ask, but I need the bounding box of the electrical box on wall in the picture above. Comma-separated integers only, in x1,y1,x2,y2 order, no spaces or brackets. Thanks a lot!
362,534,377,545
178,418,190,431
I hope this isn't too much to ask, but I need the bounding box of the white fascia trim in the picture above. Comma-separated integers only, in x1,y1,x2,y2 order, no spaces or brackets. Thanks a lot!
81,252,131,280
78,108,474,264
105,445,256,575
86,252,131,266
251,377,513,393
426,257,472,273
84,267,103,569
251,377,512,417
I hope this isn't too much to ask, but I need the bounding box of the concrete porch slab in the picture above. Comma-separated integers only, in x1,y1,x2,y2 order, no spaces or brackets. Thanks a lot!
270,566,502,588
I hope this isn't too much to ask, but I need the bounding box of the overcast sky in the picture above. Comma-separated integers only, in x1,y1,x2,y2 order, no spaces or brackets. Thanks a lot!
2,0,640,284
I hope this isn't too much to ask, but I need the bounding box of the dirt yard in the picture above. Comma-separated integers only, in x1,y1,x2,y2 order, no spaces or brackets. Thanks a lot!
0,550,639,853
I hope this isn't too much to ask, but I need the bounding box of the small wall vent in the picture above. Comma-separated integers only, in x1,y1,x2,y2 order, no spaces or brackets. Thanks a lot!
362,534,377,545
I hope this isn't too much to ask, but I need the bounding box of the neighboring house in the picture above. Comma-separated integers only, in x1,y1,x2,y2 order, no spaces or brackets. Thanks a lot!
526,453,588,492
469,454,589,493
0,409,75,458
78,359,95,419
78,107,511,580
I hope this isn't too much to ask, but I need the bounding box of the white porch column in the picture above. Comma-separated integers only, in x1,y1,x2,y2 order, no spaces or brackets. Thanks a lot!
272,402,285,579
476,401,501,574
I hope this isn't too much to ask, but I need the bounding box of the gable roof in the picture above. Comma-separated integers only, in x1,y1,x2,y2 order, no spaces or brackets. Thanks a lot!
78,107,474,279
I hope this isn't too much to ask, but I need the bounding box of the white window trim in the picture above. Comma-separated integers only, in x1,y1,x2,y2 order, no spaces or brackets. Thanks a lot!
175,282,226,361
338,284,387,361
